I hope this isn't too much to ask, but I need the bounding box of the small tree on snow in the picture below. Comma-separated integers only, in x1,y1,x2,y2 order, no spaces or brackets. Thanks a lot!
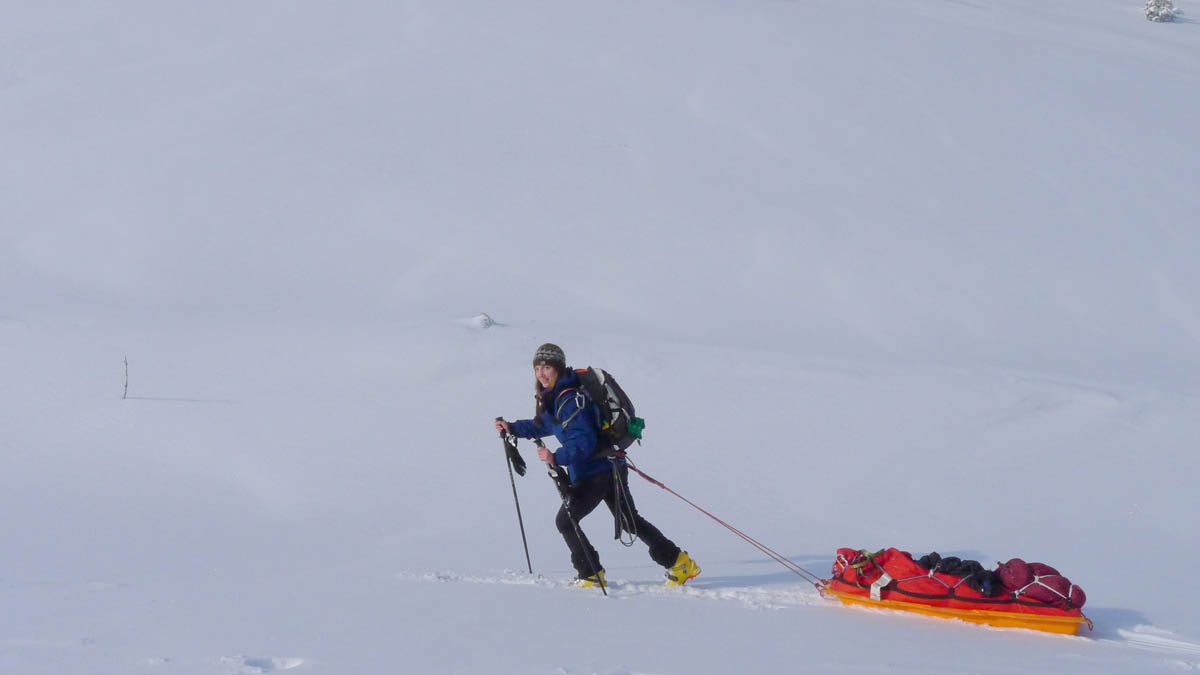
1146,0,1179,21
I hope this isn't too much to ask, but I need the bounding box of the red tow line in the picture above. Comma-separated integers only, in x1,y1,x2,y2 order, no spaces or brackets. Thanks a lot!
621,454,828,592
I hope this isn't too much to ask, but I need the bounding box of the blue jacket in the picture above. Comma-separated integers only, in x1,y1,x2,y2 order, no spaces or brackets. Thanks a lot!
510,368,614,484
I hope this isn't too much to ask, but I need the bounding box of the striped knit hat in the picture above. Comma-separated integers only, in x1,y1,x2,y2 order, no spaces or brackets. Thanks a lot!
532,343,566,370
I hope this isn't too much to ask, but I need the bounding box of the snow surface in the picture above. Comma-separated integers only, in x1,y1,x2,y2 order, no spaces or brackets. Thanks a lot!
3,0,1200,673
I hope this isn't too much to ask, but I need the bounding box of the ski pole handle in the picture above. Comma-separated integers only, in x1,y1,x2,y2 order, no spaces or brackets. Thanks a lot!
533,436,561,468
496,418,527,476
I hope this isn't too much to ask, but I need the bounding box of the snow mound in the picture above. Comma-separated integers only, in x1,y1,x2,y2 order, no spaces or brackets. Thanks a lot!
457,313,502,330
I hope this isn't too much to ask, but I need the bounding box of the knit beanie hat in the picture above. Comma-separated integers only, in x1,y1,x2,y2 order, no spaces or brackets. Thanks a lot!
532,343,566,370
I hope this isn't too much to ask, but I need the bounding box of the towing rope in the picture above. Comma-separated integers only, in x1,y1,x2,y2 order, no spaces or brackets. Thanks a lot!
622,455,827,591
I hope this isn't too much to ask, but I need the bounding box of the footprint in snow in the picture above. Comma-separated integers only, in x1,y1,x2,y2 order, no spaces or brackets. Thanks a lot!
221,655,304,673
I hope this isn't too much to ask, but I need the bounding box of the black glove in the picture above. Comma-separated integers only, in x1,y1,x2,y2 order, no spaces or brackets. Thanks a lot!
502,433,527,476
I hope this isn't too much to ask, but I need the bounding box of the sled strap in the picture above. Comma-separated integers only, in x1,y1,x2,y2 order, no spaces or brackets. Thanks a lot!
851,549,884,570
1016,576,1084,610
870,572,894,601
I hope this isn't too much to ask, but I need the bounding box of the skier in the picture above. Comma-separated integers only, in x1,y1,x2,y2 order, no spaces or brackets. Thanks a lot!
493,343,700,587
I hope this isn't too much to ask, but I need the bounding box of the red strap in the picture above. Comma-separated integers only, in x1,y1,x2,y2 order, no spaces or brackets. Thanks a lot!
623,457,826,590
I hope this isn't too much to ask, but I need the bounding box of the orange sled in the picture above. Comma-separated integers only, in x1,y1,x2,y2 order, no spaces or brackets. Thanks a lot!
822,584,1091,635
825,548,1093,636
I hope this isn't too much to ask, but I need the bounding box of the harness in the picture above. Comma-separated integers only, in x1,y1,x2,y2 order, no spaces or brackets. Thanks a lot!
551,386,639,546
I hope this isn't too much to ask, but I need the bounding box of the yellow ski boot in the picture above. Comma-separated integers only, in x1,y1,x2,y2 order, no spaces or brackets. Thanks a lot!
576,569,605,588
665,551,700,586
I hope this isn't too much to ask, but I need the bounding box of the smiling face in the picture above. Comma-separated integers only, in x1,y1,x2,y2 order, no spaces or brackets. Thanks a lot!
534,363,559,390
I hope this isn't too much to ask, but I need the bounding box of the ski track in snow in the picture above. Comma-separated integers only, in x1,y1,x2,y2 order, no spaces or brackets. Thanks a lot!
1113,625,1200,660
399,569,1200,665
399,568,845,610
219,655,305,673
553,669,664,675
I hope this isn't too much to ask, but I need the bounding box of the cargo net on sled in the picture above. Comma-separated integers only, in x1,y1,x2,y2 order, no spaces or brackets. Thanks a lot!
827,548,1091,629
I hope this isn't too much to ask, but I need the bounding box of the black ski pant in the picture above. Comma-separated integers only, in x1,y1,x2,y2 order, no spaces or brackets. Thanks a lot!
555,464,681,578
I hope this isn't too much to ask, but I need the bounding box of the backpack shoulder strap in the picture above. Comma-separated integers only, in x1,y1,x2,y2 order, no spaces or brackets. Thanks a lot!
554,387,589,428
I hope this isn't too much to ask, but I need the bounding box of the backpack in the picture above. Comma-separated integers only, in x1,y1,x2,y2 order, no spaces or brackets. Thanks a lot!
557,367,645,456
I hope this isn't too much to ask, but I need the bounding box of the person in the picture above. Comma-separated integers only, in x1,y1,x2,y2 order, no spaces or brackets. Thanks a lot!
493,343,700,587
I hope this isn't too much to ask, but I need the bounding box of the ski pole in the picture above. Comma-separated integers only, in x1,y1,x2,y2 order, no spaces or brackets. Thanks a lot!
537,438,607,596
497,419,533,574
